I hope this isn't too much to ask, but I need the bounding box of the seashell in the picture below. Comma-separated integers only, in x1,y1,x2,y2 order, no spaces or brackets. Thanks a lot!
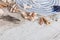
39,17,44,25
43,17,50,25
2,0,15,4
28,12,37,21
21,11,37,21
8,4,20,13
0,2,8,8
39,16,51,25
21,11,28,19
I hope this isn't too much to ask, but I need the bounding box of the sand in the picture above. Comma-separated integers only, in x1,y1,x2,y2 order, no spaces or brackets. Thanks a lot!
0,8,60,40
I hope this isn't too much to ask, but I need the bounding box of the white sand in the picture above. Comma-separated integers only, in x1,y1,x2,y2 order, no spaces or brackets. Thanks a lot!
0,8,60,40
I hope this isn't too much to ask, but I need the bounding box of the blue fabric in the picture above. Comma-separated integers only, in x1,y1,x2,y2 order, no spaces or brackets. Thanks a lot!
15,0,59,14
53,6,60,12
